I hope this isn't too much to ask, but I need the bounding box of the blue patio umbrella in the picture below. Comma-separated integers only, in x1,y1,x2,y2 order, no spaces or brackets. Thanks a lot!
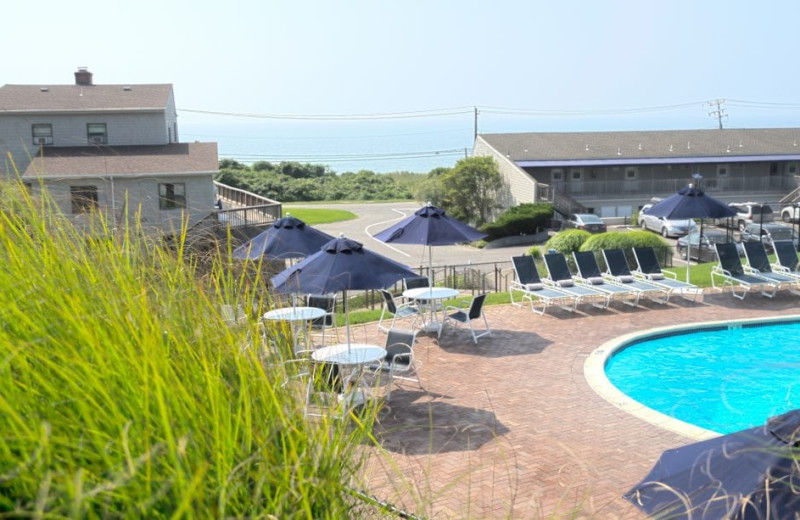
646,182,737,282
232,214,334,260
271,235,417,343
373,202,487,278
623,409,800,519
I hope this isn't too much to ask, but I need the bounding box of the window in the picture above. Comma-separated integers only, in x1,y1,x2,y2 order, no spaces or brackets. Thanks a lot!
32,124,53,145
570,168,583,180
551,169,564,181
159,183,186,210
790,163,797,174
770,162,779,176
717,164,729,176
87,123,107,144
70,186,98,214
625,167,638,179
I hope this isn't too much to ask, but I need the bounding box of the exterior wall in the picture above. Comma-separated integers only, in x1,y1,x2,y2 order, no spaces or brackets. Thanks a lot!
0,112,169,175
30,173,215,235
473,137,536,209
165,91,178,143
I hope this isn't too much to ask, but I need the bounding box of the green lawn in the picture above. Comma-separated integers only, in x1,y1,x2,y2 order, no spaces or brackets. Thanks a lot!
283,207,357,225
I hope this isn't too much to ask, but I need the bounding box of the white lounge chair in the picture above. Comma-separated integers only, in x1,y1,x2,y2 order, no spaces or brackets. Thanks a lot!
510,255,577,314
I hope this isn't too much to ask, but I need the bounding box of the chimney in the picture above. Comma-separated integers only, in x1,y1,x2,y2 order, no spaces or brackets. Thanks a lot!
74,67,93,86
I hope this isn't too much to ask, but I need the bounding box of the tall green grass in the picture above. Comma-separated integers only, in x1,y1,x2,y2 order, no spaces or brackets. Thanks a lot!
0,181,378,517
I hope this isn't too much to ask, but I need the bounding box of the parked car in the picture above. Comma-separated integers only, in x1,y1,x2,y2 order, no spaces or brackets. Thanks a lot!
638,204,698,237
780,205,800,223
562,213,607,233
716,202,774,231
676,229,744,263
739,222,799,252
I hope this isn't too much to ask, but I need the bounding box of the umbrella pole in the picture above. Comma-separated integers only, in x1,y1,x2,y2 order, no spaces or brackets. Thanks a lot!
343,290,351,349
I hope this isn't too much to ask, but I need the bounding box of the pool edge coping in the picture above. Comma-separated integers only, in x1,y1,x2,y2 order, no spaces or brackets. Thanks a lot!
583,313,800,441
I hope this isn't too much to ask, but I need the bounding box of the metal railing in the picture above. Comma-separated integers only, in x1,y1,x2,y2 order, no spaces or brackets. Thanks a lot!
214,181,282,224
547,176,796,199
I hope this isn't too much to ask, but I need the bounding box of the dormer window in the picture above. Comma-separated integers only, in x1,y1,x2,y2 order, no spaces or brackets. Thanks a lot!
32,124,53,145
87,123,107,144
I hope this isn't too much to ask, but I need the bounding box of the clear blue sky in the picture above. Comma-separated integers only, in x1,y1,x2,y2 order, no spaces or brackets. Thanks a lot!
5,0,800,171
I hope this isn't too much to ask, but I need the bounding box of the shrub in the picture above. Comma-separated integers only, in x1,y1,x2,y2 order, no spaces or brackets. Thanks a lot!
580,230,670,270
525,245,543,259
544,229,592,255
480,203,553,241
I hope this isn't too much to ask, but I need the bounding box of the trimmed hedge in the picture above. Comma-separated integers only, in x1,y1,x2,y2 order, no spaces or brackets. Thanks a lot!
543,229,592,255
481,203,553,241
580,230,670,270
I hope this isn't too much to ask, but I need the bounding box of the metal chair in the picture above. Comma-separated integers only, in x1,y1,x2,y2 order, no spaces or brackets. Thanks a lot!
377,289,420,332
306,294,338,346
444,293,492,344
365,329,421,400
282,357,349,420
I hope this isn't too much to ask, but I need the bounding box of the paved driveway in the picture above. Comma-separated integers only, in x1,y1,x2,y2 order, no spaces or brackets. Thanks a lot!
288,202,538,269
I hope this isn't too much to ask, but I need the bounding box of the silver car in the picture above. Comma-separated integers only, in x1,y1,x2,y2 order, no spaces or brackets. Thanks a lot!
638,204,697,238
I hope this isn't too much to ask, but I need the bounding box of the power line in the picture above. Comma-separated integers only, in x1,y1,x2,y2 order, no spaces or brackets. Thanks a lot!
220,148,467,164
180,106,474,120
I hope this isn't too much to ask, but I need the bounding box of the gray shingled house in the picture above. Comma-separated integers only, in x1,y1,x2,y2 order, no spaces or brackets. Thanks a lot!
0,68,218,235
474,128,800,219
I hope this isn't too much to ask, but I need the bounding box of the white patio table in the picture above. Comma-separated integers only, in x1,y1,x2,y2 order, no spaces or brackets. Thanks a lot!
263,306,326,353
402,286,460,337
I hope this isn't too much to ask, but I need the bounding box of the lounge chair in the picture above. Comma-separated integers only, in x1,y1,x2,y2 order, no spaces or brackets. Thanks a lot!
742,241,800,294
572,251,642,306
510,255,578,314
602,249,670,304
711,242,779,299
542,253,610,309
632,246,701,301
772,240,800,275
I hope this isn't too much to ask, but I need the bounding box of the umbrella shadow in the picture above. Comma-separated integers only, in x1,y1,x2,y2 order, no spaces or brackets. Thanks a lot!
436,329,554,357
372,390,510,455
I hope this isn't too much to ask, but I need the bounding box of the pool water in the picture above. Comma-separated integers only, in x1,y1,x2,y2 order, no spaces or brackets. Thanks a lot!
605,320,800,434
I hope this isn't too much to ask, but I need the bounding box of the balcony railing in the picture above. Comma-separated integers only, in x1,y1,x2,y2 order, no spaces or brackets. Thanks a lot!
547,176,795,199
214,181,282,226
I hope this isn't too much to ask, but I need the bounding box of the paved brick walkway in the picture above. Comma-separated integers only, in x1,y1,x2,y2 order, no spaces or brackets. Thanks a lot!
358,290,800,519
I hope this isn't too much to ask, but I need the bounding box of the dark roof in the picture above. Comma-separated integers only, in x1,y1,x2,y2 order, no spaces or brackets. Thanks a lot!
22,143,218,178
0,84,173,113
479,128,800,166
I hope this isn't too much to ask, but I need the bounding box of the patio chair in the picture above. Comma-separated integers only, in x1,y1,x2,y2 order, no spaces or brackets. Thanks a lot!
444,293,492,343
509,255,577,314
602,249,670,304
772,240,800,275
711,242,779,300
632,246,701,301
377,289,421,332
220,303,248,326
742,241,800,294
306,294,338,346
364,329,421,400
572,251,641,307
542,253,610,309
282,358,349,420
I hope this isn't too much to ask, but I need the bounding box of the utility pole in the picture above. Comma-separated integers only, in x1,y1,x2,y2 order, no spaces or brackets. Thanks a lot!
708,99,727,129
473,106,478,142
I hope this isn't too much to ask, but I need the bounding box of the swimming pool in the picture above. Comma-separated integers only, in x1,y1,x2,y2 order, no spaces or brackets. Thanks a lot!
584,316,800,438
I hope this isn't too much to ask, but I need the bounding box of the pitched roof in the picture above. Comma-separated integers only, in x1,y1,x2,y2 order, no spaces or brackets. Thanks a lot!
0,84,173,113
479,128,800,166
22,143,218,178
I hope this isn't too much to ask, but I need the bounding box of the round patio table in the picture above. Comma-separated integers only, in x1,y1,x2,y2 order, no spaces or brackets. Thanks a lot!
263,306,326,353
402,287,460,337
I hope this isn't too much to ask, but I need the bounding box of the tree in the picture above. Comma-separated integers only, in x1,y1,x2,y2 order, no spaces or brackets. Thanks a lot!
437,157,504,226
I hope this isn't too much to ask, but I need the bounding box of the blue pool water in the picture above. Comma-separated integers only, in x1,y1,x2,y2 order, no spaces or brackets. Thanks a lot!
605,320,800,434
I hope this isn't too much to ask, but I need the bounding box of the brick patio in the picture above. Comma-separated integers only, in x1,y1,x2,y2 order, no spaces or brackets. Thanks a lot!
357,289,800,519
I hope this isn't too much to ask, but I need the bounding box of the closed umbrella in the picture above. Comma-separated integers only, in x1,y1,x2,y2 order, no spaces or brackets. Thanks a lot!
233,214,334,260
271,235,417,344
624,409,800,519
646,182,737,282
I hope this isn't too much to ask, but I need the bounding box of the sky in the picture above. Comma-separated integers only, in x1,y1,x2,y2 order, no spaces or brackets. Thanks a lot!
5,0,800,172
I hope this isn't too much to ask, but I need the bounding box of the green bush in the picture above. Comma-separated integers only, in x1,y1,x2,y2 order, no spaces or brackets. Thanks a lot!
525,245,543,259
580,230,670,270
480,203,553,241
544,229,592,255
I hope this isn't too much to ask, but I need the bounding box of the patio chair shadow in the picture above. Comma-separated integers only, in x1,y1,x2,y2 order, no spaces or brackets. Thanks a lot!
373,391,510,455
436,329,554,357
703,290,799,310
